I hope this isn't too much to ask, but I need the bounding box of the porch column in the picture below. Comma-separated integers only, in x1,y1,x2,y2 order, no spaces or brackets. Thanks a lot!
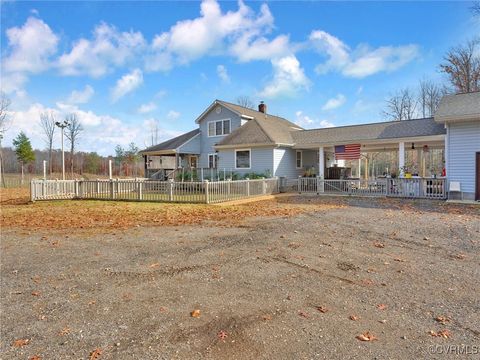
358,158,361,178
318,147,325,178
399,142,405,177
175,153,180,168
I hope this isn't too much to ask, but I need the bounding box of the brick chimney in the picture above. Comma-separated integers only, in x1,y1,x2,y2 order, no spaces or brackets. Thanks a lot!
258,101,267,114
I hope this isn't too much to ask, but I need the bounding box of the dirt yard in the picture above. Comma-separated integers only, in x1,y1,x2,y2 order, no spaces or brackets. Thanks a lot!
1,189,479,359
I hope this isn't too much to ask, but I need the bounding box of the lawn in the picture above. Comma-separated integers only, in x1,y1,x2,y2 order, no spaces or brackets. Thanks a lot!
1,188,479,359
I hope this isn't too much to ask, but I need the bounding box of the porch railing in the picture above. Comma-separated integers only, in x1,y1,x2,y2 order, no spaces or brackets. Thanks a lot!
30,178,279,204
298,177,446,199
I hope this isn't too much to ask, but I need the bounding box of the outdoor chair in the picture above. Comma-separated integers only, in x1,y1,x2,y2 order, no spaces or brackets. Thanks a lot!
448,181,462,200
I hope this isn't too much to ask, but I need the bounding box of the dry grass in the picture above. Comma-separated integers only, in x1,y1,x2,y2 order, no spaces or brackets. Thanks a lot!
0,188,322,230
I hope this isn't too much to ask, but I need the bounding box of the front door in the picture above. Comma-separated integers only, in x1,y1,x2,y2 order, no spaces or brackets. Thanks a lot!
476,152,480,201
189,156,198,169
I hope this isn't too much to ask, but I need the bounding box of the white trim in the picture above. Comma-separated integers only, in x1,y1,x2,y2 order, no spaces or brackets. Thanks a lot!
296,150,303,169
195,101,242,124
235,148,251,170
207,118,231,137
215,142,294,150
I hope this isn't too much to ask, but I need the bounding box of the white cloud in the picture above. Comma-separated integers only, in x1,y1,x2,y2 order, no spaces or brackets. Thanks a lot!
295,110,335,129
167,110,180,120
138,102,157,114
216,64,230,82
111,69,143,102
259,55,310,98
322,94,346,111
58,23,146,77
310,30,419,78
2,17,59,74
145,0,289,71
66,85,95,104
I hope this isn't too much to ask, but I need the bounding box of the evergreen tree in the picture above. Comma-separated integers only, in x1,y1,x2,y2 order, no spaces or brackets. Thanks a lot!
13,131,35,183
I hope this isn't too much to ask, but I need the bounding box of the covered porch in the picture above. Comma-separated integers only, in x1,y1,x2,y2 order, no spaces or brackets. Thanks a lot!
292,118,447,199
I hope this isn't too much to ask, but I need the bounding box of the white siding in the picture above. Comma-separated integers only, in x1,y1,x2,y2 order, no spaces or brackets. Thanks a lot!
177,133,200,154
273,148,303,179
198,105,243,168
447,121,480,197
218,147,274,177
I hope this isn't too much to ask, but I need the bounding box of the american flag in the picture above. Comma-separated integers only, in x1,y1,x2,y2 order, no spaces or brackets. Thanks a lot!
334,144,361,160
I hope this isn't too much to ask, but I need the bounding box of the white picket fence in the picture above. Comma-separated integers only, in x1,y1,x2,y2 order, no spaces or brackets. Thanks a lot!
297,177,446,199
30,178,280,204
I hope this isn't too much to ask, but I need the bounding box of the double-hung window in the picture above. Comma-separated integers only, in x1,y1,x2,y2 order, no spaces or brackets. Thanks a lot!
208,119,231,137
235,149,251,169
296,150,303,169
208,154,218,168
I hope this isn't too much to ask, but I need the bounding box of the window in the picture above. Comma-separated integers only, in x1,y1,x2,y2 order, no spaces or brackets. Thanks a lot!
235,149,251,169
296,150,303,169
208,154,218,168
208,119,231,137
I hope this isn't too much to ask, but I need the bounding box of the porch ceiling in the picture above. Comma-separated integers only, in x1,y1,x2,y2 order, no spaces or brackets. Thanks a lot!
294,135,445,152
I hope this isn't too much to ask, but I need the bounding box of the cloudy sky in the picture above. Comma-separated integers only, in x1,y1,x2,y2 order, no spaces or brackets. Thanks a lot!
1,1,477,155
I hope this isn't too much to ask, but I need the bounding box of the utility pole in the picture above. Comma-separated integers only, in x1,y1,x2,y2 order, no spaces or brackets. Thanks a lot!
55,120,70,180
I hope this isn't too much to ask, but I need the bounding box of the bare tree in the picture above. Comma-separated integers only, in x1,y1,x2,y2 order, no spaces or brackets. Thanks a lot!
236,96,255,109
64,113,83,177
471,2,480,16
0,92,12,187
418,79,445,118
40,111,56,175
383,88,418,121
440,39,480,93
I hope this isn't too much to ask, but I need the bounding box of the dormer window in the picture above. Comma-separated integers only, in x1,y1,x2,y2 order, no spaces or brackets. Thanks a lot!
208,119,231,137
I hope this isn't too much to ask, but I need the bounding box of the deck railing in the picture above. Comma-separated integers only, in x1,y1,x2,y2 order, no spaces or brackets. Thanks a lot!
298,177,446,199
30,178,279,204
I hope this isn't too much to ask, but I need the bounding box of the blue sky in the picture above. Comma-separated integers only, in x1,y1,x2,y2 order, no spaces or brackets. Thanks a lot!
1,1,478,156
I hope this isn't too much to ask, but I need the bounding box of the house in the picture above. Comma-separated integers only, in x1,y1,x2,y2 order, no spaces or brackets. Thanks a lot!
434,91,480,201
141,94,479,200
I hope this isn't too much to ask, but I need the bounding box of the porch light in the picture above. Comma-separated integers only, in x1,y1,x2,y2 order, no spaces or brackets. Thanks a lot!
411,143,415,150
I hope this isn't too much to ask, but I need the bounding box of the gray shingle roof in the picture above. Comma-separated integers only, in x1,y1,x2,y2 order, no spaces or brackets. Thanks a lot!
140,129,199,153
291,117,446,147
435,91,480,122
216,100,303,146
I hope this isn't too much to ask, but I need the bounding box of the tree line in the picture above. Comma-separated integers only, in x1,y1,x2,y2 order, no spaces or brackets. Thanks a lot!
383,37,480,121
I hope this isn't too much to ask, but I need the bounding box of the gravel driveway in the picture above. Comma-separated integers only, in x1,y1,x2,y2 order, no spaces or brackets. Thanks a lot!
1,197,479,359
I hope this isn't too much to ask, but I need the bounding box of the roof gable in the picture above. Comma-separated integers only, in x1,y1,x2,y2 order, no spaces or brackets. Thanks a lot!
435,92,480,122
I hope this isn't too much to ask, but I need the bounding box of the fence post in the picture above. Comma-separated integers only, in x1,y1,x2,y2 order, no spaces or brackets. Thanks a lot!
246,178,250,196
298,176,301,193
204,180,210,204
97,179,100,195
262,177,266,195
138,180,143,200
30,180,35,202
42,179,46,198
74,179,79,198
109,179,115,199
168,179,174,201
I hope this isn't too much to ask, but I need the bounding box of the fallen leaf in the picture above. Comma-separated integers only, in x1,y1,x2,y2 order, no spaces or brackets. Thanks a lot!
89,348,102,360
13,338,29,347
429,329,451,338
29,356,41,360
356,332,377,341
453,254,466,260
59,327,70,336
316,306,329,313
191,309,201,318
298,311,309,318
394,258,406,262
373,242,385,248
31,291,40,297
159,306,168,312
377,304,388,310
218,330,228,340
149,263,160,268
349,315,359,321
262,314,272,321
435,316,451,325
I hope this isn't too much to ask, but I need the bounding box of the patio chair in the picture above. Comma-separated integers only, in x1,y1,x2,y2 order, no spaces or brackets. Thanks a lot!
448,181,462,200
